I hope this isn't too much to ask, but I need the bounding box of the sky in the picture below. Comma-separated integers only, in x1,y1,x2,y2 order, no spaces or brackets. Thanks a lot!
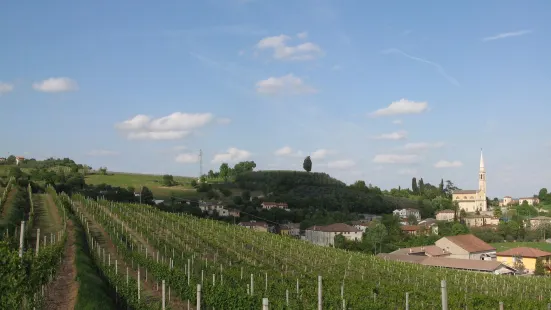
1,0,550,198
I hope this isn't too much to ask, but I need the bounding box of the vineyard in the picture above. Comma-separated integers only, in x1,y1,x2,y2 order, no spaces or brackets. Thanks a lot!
4,190,551,309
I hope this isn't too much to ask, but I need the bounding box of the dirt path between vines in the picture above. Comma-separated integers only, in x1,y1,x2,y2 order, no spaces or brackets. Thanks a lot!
42,220,79,310
77,202,189,309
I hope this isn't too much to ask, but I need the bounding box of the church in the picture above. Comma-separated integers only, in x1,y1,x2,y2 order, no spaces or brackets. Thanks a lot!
451,150,487,213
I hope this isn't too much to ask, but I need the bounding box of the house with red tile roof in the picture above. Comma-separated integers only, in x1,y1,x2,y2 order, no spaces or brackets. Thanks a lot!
496,247,551,273
435,234,496,260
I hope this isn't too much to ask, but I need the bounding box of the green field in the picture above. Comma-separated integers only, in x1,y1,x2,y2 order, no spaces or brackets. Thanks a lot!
85,173,198,200
491,242,551,252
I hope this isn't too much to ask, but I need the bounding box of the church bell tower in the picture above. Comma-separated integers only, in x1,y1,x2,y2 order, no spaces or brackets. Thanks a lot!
478,149,487,211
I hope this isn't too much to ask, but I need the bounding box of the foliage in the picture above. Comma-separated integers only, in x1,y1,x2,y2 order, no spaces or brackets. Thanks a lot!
535,258,545,276
161,174,176,187
513,257,526,274
303,156,312,172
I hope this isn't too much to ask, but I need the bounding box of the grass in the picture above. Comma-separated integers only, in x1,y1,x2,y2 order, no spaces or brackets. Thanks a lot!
491,242,551,252
85,172,198,200
73,216,118,310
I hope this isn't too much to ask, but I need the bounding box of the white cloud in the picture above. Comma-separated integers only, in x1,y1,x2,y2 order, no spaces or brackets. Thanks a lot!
128,131,190,140
173,145,187,151
0,82,14,94
373,131,408,140
397,168,417,175
434,160,463,168
275,146,293,156
216,117,232,125
274,146,303,157
175,153,199,164
404,142,444,151
370,99,428,117
482,30,532,42
212,147,251,163
256,74,316,95
115,112,214,140
373,154,420,164
87,150,120,156
33,77,78,93
297,32,308,39
310,149,332,160
327,159,355,170
256,34,323,61
392,119,402,125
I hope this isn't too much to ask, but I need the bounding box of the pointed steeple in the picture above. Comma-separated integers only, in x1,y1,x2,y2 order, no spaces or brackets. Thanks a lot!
479,148,485,171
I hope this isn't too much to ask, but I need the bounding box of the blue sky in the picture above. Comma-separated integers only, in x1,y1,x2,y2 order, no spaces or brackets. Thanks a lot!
1,0,550,198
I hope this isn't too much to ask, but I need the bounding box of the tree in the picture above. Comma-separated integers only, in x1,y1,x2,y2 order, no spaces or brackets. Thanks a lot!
418,178,425,194
365,222,388,254
98,167,108,175
411,177,419,194
493,207,502,218
439,179,444,193
233,161,257,175
207,170,215,178
141,186,154,205
539,188,548,202
219,163,230,181
513,257,526,274
535,258,545,276
407,214,419,225
162,174,175,186
303,156,312,172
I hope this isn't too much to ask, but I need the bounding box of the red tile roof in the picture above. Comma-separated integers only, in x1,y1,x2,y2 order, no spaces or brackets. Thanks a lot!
401,225,423,232
391,245,450,257
441,234,495,253
496,247,551,258
378,254,514,273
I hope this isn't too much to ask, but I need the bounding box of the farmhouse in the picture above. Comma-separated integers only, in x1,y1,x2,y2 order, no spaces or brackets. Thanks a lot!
496,247,551,273
393,208,420,221
238,221,268,232
378,254,515,274
261,202,289,211
401,225,426,236
304,223,362,247
436,210,455,222
435,234,496,260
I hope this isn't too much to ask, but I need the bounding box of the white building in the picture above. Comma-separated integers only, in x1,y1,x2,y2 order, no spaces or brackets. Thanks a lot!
261,202,289,211
304,223,362,247
436,210,455,222
393,208,421,221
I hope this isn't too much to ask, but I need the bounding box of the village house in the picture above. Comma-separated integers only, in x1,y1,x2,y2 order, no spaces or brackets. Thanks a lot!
15,156,24,165
0,157,5,162
261,202,290,211
464,215,500,228
529,216,551,229
436,210,455,222
199,201,231,217
228,209,240,217
304,223,362,247
401,225,426,236
238,221,268,232
351,220,375,232
418,218,439,235
278,223,301,237
499,196,515,207
378,253,515,274
519,197,540,206
393,208,421,221
435,234,496,260
496,247,551,274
